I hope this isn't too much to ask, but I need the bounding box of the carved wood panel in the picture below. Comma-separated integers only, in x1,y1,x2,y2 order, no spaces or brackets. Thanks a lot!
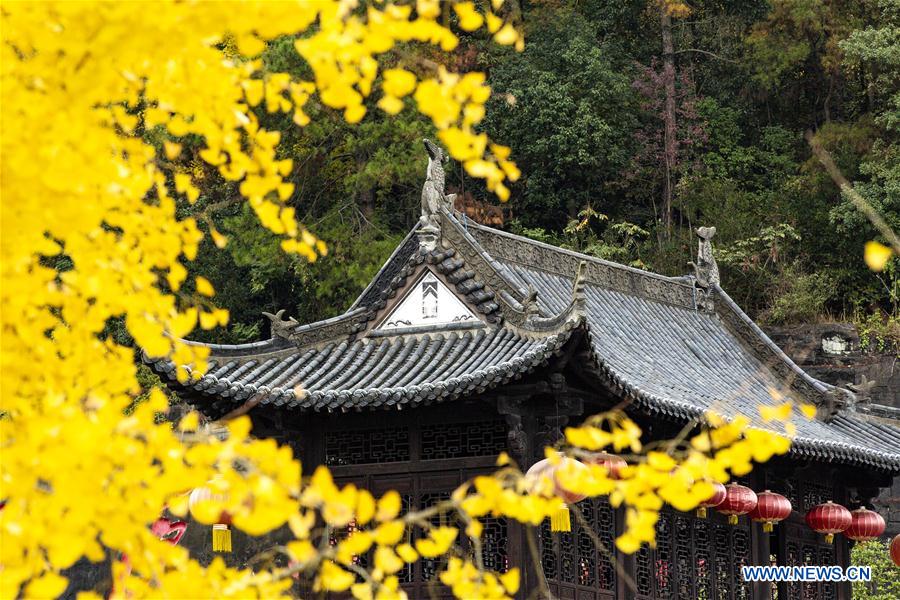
334,467,508,599
779,520,841,600
541,497,617,600
629,509,752,600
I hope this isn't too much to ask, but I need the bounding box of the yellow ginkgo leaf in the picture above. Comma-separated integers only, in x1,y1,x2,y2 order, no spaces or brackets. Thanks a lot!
195,276,214,297
26,573,69,599
493,23,518,45
375,490,401,522
350,583,373,600
164,141,182,160
864,240,893,271
377,95,404,115
209,227,228,249
500,568,520,594
382,68,417,98
178,411,199,431
453,2,484,31
318,561,355,592
344,104,366,124
759,401,793,423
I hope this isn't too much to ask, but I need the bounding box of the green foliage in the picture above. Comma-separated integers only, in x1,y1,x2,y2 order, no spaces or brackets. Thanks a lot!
856,310,900,354
180,0,900,340
850,540,900,600
765,270,834,325
717,225,815,321
511,207,649,269
483,8,638,229
717,225,802,269
839,0,900,118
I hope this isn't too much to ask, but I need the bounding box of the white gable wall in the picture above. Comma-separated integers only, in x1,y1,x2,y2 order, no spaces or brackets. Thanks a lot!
375,270,479,331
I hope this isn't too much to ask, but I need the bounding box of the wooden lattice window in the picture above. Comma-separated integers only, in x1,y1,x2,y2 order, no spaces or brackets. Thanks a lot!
480,514,509,573
324,426,410,465
766,471,832,513
420,420,506,460
630,509,751,600
541,497,617,599
782,526,839,600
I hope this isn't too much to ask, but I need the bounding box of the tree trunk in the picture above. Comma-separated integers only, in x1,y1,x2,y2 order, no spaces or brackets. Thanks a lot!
660,4,677,240
356,154,374,219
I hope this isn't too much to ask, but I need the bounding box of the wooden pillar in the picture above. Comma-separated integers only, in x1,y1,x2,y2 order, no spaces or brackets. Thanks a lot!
749,521,772,600
615,506,632,600
498,397,538,599
496,386,585,599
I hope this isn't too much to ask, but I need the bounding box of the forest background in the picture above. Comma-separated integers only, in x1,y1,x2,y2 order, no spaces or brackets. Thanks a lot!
175,0,900,348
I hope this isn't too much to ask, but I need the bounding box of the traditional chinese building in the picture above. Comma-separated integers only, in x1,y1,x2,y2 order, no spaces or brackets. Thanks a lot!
149,143,900,600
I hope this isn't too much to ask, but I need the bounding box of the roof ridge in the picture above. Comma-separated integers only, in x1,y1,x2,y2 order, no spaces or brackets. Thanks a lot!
439,210,532,302
462,218,689,284
173,336,288,354
439,210,599,338
462,217,699,310
153,307,371,361
351,226,421,310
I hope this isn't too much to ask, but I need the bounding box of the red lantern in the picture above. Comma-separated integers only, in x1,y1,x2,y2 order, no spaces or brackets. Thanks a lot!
526,457,588,532
845,507,886,542
749,490,792,532
525,457,587,504
805,501,851,543
189,486,233,552
696,481,727,518
151,517,187,545
717,483,758,525
586,452,627,480
890,534,900,567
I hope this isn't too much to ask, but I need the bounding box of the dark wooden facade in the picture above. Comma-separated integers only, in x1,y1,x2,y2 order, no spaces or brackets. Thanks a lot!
245,365,893,600
150,202,900,599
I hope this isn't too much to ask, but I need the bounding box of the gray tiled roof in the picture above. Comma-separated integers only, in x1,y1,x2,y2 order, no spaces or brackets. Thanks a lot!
150,321,580,415
464,221,900,471
148,210,900,471
482,245,813,417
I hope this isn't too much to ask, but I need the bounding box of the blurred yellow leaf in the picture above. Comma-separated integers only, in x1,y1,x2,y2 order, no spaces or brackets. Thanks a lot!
195,276,214,297
864,240,893,271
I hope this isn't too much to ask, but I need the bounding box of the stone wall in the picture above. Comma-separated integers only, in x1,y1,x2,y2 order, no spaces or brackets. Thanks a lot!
764,323,899,408
765,323,900,537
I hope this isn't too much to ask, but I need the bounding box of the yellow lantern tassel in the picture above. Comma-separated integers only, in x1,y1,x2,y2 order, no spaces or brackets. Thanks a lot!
212,524,232,552
697,507,708,518
825,533,835,544
728,515,738,525
763,522,774,533
551,504,571,532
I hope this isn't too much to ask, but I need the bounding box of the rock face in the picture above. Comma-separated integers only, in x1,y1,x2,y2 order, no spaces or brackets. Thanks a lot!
765,323,899,537
765,323,899,409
